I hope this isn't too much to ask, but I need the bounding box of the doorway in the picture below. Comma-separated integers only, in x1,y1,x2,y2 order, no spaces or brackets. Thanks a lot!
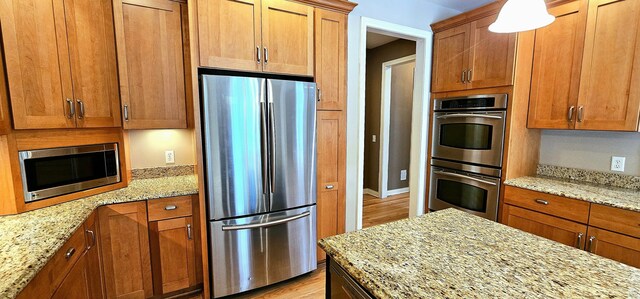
354,18,432,230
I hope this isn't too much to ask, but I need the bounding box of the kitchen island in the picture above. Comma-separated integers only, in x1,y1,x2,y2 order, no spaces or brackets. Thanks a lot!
319,209,640,298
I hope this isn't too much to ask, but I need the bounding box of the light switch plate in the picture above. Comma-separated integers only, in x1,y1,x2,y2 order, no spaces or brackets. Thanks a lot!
372,135,377,143
165,150,175,164
400,169,407,181
611,156,625,172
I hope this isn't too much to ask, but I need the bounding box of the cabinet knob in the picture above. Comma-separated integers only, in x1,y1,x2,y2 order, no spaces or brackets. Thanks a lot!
325,185,334,190
164,204,177,211
65,247,76,260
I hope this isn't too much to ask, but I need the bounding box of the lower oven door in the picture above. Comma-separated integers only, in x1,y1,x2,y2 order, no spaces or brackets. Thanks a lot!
429,166,500,220
432,111,506,167
209,206,317,298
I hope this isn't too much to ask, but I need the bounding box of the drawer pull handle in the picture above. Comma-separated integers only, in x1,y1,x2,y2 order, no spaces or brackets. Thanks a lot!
575,232,583,249
325,185,334,190
587,236,596,253
534,199,549,205
86,230,96,250
164,205,177,211
65,247,76,260
187,224,193,240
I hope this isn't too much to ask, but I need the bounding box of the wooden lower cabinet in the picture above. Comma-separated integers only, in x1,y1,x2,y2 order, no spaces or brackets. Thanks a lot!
51,253,94,299
587,227,640,268
149,216,197,295
502,204,587,249
98,202,153,299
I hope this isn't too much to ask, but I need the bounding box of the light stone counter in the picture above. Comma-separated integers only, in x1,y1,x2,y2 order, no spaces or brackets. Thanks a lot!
0,175,198,299
319,209,640,299
504,176,640,212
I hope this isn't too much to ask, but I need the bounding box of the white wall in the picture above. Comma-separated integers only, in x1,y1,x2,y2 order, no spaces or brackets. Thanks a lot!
345,0,461,232
128,129,196,169
540,130,640,176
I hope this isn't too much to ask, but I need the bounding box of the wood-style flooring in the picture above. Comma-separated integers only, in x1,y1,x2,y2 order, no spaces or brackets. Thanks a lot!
198,193,409,298
362,192,410,228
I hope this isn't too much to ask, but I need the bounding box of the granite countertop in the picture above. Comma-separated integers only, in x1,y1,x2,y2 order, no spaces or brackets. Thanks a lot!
504,176,640,212
320,209,640,299
0,175,198,299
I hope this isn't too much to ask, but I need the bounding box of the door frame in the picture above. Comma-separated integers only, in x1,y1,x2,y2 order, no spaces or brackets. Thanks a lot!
378,54,416,199
354,17,432,230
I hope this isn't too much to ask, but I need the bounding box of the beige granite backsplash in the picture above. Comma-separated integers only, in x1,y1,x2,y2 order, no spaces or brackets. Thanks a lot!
537,164,640,190
131,165,195,179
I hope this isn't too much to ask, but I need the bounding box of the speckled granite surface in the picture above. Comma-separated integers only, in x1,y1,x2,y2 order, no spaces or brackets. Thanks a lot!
319,209,640,299
537,164,640,190
131,165,195,179
0,175,198,299
504,176,640,212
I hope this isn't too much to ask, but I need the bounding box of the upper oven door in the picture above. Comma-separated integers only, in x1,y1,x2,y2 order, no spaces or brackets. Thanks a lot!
432,111,506,167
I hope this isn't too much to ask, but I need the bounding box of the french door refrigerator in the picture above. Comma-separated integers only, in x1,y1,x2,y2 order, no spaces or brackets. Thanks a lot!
201,74,317,298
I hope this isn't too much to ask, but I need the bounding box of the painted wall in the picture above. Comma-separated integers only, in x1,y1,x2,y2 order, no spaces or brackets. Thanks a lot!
128,129,196,169
539,130,640,176
346,0,461,232
387,61,416,190
363,39,416,192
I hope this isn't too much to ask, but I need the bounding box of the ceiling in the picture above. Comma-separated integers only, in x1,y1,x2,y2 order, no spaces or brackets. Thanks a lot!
427,0,496,12
366,32,400,49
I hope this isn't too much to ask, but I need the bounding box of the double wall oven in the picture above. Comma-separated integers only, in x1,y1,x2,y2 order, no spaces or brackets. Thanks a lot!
429,94,507,220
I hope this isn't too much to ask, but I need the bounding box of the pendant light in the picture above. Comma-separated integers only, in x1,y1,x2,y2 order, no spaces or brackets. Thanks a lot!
489,0,555,33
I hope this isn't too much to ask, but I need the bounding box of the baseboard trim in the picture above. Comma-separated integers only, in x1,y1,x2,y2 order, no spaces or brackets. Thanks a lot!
363,188,379,197
387,187,410,196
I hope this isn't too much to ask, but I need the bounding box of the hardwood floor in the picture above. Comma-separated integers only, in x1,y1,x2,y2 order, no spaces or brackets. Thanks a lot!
363,192,410,228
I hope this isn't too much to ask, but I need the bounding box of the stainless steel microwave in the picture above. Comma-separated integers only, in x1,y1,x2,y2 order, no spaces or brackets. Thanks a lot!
19,143,120,203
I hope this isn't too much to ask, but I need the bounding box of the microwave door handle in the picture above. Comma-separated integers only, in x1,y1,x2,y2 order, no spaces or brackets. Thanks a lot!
433,170,497,186
436,113,503,120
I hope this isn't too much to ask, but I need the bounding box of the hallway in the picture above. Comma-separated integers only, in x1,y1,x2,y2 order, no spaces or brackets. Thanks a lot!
363,193,410,228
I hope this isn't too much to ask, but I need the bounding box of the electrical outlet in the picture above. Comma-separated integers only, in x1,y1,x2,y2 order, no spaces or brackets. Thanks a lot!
165,150,175,164
372,135,377,143
611,156,625,172
400,169,407,181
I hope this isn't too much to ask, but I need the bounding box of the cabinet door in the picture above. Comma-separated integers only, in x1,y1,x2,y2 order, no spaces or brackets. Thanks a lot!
0,0,75,129
502,205,587,249
51,253,92,299
262,0,314,76
150,217,197,294
528,1,587,129
577,0,640,131
64,0,121,128
467,15,516,89
0,46,10,134
315,9,346,111
84,212,105,299
197,0,262,71
116,0,188,129
431,24,470,92
587,227,640,268
316,111,346,261
98,202,153,299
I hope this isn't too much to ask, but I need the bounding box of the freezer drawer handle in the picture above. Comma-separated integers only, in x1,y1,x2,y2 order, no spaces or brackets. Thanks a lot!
221,211,311,231
433,170,497,186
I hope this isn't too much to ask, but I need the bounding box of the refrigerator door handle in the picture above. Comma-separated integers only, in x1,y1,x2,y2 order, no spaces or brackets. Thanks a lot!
268,102,276,194
260,101,269,196
221,211,311,231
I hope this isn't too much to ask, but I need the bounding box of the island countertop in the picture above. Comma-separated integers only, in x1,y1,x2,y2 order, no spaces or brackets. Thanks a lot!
0,175,198,299
319,209,640,298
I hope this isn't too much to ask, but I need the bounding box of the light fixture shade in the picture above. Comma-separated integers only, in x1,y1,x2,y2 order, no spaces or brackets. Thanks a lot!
489,0,555,33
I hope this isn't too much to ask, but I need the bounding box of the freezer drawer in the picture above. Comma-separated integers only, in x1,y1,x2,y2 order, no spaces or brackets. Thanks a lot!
209,206,317,298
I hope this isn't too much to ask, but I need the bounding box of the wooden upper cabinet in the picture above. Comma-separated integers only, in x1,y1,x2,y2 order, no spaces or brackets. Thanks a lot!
0,46,10,135
65,0,121,128
98,202,153,299
316,111,345,261
432,24,470,92
587,227,640,268
262,0,314,76
467,15,516,89
115,0,188,129
0,0,75,129
315,9,346,111
528,1,587,129
576,0,640,131
150,216,197,295
197,0,262,72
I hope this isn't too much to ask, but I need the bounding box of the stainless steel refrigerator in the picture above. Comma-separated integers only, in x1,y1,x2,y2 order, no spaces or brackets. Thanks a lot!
201,74,317,298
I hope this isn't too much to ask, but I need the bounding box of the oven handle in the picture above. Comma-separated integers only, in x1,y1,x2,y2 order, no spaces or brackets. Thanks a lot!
436,113,503,120
433,170,498,186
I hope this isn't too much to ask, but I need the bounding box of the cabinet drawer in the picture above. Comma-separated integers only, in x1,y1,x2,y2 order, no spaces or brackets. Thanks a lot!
589,204,640,239
148,195,193,221
504,186,590,223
